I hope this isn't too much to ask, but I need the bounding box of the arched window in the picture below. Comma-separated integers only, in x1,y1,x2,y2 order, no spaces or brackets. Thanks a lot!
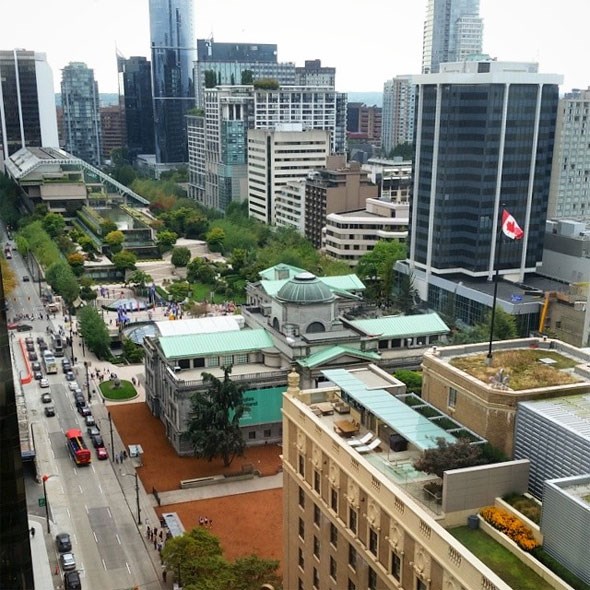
307,321,325,333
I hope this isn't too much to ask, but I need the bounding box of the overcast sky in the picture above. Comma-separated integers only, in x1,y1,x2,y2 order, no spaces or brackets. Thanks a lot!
1,0,588,95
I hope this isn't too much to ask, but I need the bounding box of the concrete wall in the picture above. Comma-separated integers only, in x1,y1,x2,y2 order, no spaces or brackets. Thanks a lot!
443,459,530,513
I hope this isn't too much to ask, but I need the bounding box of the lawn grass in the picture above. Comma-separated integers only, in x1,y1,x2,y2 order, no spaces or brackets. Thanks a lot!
449,526,554,590
190,282,246,305
99,379,137,400
450,349,579,390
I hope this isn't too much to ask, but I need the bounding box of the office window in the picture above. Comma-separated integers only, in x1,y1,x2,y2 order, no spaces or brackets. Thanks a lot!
348,544,357,570
314,469,321,493
298,454,305,477
313,567,319,589
448,387,457,408
330,523,338,547
298,547,304,569
331,487,338,512
299,517,305,539
299,487,305,508
349,507,357,534
314,504,321,526
369,527,378,555
368,567,377,590
313,535,320,558
391,551,401,580
330,555,337,581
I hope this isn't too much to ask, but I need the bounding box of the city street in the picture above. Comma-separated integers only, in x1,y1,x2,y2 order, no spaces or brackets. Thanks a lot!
6,240,164,590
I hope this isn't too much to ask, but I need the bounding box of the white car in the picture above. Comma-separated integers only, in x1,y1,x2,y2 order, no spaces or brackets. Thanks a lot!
40,378,50,388
68,382,80,392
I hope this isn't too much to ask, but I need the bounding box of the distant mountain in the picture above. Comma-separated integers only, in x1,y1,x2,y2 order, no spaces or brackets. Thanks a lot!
346,91,383,107
54,93,120,108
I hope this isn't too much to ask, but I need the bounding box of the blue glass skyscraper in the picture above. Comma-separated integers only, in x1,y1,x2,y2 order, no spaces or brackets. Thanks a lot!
149,0,196,164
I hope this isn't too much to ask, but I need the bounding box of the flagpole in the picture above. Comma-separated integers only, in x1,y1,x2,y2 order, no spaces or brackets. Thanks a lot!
487,206,505,364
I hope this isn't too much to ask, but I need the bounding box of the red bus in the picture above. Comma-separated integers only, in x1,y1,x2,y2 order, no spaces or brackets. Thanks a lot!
65,428,91,465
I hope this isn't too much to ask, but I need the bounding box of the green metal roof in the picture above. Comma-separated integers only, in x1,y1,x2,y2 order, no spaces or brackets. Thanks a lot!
258,264,305,281
297,346,381,369
159,329,273,359
262,274,365,297
351,312,449,339
322,369,456,451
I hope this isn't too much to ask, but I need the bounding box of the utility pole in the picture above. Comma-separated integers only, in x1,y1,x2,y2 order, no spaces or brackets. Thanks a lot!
108,412,114,460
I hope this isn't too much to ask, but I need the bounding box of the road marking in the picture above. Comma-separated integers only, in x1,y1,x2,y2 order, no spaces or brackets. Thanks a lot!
93,531,98,544
126,562,131,575
78,484,83,495
102,558,106,571
66,508,71,519
51,449,55,459
91,464,96,474
84,505,89,514
98,484,103,495
107,507,112,519
115,534,121,545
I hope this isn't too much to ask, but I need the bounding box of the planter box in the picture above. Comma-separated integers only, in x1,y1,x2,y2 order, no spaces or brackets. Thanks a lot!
496,497,543,544
478,517,575,590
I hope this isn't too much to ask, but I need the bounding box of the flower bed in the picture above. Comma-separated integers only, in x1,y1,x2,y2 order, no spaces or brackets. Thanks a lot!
480,506,539,552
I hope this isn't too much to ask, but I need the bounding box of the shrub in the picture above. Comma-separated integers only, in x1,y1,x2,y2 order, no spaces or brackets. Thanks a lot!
480,506,539,552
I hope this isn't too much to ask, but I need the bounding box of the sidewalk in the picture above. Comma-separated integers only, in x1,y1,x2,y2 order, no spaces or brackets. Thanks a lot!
29,518,57,589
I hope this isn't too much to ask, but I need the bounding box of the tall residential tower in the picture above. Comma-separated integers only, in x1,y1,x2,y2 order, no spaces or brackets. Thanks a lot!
149,0,196,164
381,75,415,154
422,0,483,74
0,49,59,159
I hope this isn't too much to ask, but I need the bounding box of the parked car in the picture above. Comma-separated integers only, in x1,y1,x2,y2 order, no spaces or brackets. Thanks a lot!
60,552,76,572
96,446,108,460
7,321,18,330
41,393,52,404
31,361,41,372
73,394,85,407
25,343,35,352
87,426,100,437
25,337,34,345
65,371,75,381
91,434,104,448
44,405,55,417
16,324,33,331
63,570,81,590
28,351,38,361
55,532,71,552
38,340,48,351
68,382,80,392
40,378,49,388
22,275,30,282
34,371,43,381
84,415,96,428
77,405,91,417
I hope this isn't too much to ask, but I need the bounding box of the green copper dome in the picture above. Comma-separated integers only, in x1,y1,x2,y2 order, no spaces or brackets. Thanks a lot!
276,272,335,305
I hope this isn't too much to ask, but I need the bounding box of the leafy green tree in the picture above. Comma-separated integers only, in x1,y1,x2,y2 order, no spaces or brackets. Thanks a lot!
356,240,406,303
126,270,153,293
78,235,96,253
253,78,279,90
388,142,414,160
204,70,217,88
171,246,191,268
397,272,419,313
112,250,137,271
187,258,216,285
452,307,518,344
105,230,125,254
185,366,248,467
413,437,485,479
45,261,80,304
228,555,282,590
394,369,423,394
78,306,111,359
167,280,190,302
241,69,254,84
122,337,144,363
67,252,86,277
15,236,30,257
42,212,66,238
110,147,131,167
206,227,226,252
112,164,137,186
100,220,118,236
156,229,178,252
79,276,98,301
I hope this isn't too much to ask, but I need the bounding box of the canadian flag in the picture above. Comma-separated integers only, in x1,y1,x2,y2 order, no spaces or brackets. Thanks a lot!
502,209,524,240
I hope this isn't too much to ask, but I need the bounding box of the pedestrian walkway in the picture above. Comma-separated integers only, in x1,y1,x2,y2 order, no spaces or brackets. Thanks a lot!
29,519,56,589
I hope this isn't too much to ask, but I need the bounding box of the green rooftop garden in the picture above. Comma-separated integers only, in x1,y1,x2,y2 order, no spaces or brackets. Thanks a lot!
450,349,579,390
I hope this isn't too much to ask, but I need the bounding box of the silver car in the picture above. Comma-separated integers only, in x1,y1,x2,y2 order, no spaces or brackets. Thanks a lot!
60,552,76,571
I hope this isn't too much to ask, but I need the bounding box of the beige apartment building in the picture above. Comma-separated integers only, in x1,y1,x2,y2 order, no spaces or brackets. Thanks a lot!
282,365,515,590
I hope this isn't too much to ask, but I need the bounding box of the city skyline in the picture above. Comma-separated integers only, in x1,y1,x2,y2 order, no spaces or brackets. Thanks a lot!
2,0,589,95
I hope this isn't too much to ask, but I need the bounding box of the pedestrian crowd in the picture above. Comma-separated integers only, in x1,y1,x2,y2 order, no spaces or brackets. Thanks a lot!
198,515,213,528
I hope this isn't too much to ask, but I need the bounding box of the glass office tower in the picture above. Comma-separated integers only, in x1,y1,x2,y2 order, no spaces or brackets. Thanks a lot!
149,0,196,164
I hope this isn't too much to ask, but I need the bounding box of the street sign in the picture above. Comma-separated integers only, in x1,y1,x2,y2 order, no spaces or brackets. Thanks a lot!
38,497,45,507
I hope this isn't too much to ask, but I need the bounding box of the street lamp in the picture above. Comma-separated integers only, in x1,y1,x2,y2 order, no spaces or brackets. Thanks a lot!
108,412,114,460
122,471,141,525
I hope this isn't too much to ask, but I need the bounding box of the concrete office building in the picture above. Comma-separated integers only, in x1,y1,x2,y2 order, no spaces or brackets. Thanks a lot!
421,0,483,74
248,127,330,224
363,158,412,203
346,102,382,143
282,365,518,590
405,60,561,311
194,39,295,107
381,76,415,154
61,62,102,166
323,199,409,266
294,59,335,87
0,49,59,160
186,113,206,202
100,105,126,161
149,0,196,164
548,87,590,220
275,179,306,233
117,55,155,158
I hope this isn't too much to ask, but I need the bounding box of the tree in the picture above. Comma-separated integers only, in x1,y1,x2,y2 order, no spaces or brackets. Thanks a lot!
42,212,66,238
228,555,282,590
187,258,216,285
413,437,485,479
112,250,137,271
253,78,279,90
389,142,414,160
112,164,137,186
171,246,191,268
105,230,125,254
79,276,98,302
77,305,111,359
452,307,518,344
241,69,254,84
156,229,178,252
167,280,190,302
100,220,118,236
184,366,248,467
122,337,144,363
1,258,17,295
356,240,407,303
204,70,217,88
393,369,423,394
45,261,80,304
126,270,153,293
78,235,96,253
67,252,86,277
397,271,419,313
206,227,225,252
